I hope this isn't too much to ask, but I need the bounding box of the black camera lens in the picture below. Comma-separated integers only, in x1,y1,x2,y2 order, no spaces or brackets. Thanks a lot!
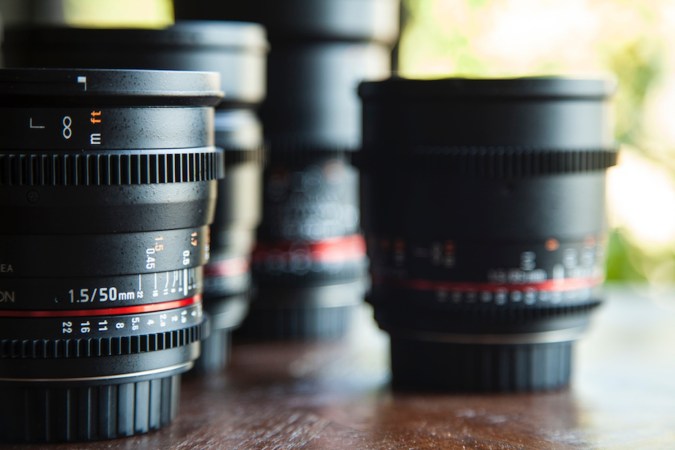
0,68,222,442
359,77,616,391
243,151,368,338
174,0,399,43
176,0,398,152
3,21,268,372
174,0,399,339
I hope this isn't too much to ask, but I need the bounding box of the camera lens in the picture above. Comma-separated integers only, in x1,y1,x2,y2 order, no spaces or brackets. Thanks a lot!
3,21,268,372
359,77,616,391
175,0,399,339
176,0,397,152
174,0,399,43
0,68,222,442
244,150,368,338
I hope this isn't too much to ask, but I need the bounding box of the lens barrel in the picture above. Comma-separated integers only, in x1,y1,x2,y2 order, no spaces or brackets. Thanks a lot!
245,150,368,338
175,0,399,339
0,68,222,442
3,22,268,372
359,77,616,391
176,0,398,151
174,0,399,43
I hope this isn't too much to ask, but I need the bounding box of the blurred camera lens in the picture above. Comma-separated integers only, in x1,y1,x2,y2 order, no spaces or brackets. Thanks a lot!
3,21,268,371
359,77,616,391
175,0,399,339
246,151,368,338
0,69,221,442
176,0,398,151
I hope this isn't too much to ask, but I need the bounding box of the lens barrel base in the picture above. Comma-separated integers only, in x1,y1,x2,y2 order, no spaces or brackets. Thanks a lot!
0,374,181,443
238,303,357,340
389,338,573,392
192,328,233,374
237,281,365,340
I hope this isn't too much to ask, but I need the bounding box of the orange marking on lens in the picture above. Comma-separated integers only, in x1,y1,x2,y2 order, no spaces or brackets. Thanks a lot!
545,238,560,251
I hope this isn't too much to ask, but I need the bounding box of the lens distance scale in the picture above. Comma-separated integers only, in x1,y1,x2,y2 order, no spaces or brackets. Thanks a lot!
0,108,213,150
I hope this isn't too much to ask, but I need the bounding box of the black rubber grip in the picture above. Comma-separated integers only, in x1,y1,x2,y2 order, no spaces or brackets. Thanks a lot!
0,374,181,442
390,339,573,392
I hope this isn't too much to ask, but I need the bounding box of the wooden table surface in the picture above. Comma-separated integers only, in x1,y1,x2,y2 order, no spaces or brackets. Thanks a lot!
3,284,675,449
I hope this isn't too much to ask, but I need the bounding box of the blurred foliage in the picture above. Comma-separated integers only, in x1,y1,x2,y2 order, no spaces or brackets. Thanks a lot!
399,0,675,282
601,36,665,282
605,227,647,281
605,40,663,148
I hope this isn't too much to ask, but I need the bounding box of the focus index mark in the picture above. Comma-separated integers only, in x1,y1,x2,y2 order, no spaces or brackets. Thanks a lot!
90,110,102,145
90,110,102,124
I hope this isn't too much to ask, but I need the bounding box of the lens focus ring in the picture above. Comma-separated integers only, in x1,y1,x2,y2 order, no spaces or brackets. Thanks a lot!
374,147,618,176
0,149,224,186
0,324,204,359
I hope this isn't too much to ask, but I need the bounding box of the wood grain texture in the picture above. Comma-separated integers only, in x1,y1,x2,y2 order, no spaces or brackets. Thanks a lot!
3,285,675,449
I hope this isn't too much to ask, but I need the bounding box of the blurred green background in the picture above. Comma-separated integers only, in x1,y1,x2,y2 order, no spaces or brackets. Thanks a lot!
399,0,675,283
2,0,672,283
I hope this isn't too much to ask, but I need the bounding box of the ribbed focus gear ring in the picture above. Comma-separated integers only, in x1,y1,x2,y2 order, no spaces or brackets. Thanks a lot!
0,324,204,359
0,149,224,186
364,147,617,176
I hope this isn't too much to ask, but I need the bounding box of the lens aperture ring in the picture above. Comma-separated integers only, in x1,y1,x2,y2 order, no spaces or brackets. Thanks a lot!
0,296,204,358
363,147,617,176
0,297,202,336
0,148,224,187
372,293,602,322
370,276,604,309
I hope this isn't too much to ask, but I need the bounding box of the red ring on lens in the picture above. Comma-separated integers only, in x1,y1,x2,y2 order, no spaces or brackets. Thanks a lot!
204,258,250,277
378,277,603,293
252,234,366,263
0,295,201,318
